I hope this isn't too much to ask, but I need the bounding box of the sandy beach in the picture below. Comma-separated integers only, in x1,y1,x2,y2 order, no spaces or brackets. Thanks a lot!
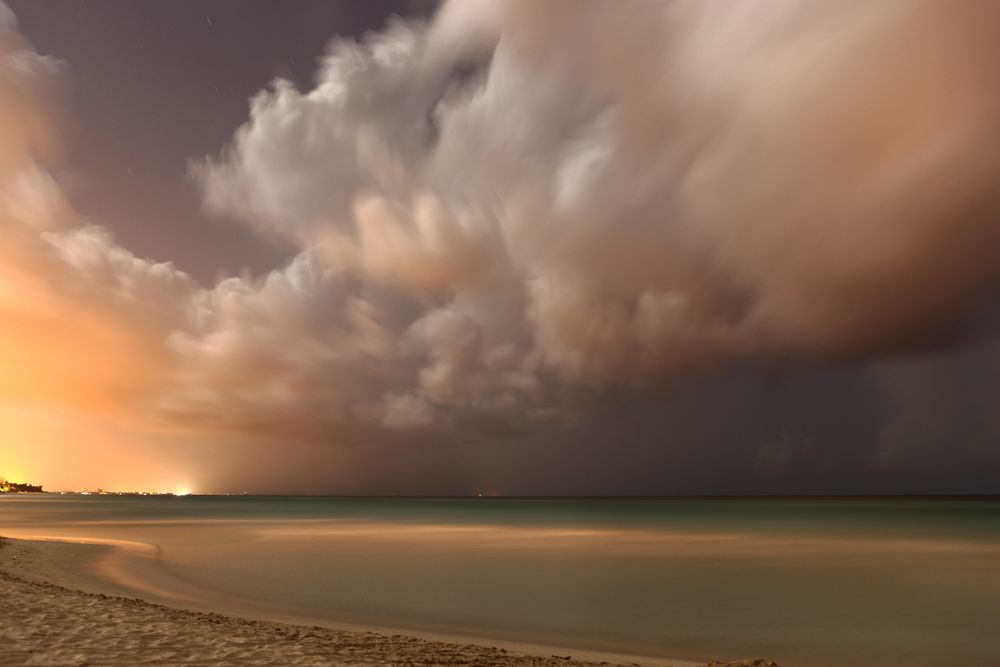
0,536,773,667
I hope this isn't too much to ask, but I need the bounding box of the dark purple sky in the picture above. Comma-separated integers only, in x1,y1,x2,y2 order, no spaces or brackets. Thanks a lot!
7,0,432,282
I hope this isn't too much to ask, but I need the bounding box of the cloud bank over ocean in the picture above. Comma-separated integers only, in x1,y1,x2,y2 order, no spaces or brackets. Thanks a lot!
2,1,1000,483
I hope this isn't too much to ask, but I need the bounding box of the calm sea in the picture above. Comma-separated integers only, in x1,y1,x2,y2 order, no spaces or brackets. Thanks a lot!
3,495,999,666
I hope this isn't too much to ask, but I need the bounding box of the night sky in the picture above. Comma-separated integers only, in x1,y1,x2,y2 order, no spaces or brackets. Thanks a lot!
1,0,998,495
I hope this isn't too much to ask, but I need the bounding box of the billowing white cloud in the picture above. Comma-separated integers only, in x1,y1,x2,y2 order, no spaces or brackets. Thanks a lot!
4,0,1000,449
188,0,1000,437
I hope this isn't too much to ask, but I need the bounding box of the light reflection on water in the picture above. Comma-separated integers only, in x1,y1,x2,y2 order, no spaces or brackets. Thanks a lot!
3,495,1000,666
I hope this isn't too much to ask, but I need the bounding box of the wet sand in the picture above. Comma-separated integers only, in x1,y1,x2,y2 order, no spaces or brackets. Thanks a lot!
0,536,770,667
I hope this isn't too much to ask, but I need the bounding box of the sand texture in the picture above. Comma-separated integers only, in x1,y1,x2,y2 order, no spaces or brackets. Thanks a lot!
0,537,772,667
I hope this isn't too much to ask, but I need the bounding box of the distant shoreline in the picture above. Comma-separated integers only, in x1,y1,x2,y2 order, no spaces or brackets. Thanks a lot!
5,492,998,500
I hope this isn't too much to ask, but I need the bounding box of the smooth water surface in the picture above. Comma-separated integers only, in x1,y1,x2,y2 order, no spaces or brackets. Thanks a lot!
3,495,999,666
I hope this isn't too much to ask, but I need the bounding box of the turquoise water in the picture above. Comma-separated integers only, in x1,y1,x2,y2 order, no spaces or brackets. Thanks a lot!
3,496,1000,666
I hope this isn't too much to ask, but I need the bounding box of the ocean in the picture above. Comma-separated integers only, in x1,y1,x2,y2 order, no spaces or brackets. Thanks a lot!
2,495,999,666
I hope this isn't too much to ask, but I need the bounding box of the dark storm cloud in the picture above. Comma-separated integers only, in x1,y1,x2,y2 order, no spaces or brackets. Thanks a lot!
187,0,1000,432
3,0,1000,494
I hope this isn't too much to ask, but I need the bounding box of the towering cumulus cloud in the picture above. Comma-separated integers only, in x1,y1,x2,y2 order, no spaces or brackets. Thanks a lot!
191,0,1000,436
3,1,1000,453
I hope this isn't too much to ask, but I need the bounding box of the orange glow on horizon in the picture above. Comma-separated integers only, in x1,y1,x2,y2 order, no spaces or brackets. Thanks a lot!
0,247,182,492
0,244,165,410
1,400,165,491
